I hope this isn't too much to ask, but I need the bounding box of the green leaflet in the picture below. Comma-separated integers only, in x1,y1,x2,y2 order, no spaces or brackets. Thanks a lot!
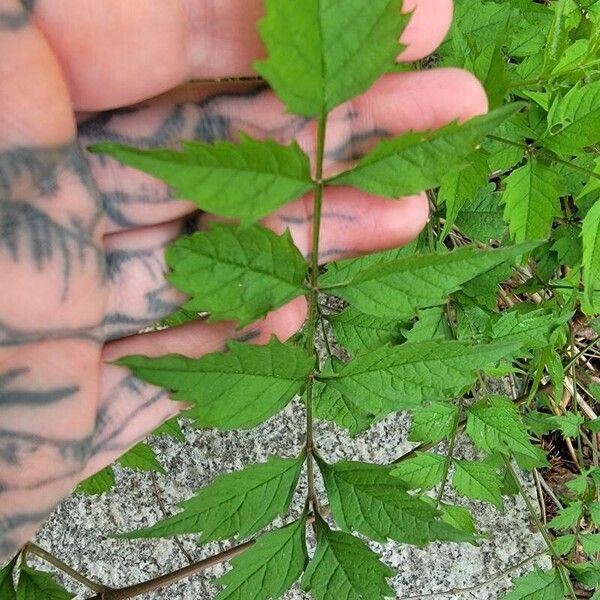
16,566,74,600
76,467,116,496
0,557,16,599
318,340,519,416
390,452,446,491
116,338,314,430
118,456,303,543
313,359,376,437
89,136,314,225
455,184,506,242
117,442,165,474
214,518,307,600
452,460,504,509
153,418,186,442
254,0,407,117
542,80,600,154
440,504,477,536
319,243,539,320
582,200,600,314
327,307,406,356
318,460,473,545
549,500,584,531
466,397,540,461
302,515,395,600
490,308,571,350
439,150,490,237
167,224,308,328
329,104,522,198
320,243,417,286
501,568,566,600
403,307,451,343
502,158,562,243
409,402,460,445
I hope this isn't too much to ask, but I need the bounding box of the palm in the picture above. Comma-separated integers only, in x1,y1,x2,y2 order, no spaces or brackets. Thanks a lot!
0,0,486,564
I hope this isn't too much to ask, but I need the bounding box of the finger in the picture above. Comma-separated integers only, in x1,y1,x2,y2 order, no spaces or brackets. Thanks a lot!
201,189,430,263
103,219,186,341
83,69,487,234
399,0,453,62
32,0,452,111
0,6,106,563
84,298,307,476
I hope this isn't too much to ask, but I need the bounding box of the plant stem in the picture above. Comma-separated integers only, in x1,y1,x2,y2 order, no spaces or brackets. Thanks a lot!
502,458,578,600
303,112,329,513
435,412,460,507
24,543,107,594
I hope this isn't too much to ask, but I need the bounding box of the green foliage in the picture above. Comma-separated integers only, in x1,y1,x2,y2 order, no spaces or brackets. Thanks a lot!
119,456,303,543
330,105,522,198
0,557,16,599
214,518,308,600
90,136,314,225
452,459,504,509
582,199,600,313
117,338,314,430
167,224,308,327
318,460,472,545
319,340,518,416
390,452,446,491
254,0,408,117
78,0,600,598
16,566,74,600
117,442,165,474
501,568,566,600
302,515,394,600
76,466,116,496
466,396,540,461
319,243,538,319
502,158,562,243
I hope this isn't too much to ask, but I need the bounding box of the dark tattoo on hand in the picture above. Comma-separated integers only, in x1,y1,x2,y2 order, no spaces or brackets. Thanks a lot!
0,8,28,29
0,320,104,347
0,368,80,407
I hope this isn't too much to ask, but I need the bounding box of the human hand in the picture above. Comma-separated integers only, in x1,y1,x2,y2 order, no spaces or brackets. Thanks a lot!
0,0,487,563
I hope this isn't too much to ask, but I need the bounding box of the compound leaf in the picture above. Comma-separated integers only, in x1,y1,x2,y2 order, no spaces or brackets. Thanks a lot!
330,105,521,198
302,515,394,600
390,452,446,491
167,224,308,328
319,340,518,416
319,460,473,545
501,568,566,600
118,456,303,543
117,442,165,474
503,158,562,243
16,566,74,600
90,136,314,225
452,460,504,509
319,243,538,319
255,0,407,116
214,518,308,600
116,338,314,430
582,200,600,314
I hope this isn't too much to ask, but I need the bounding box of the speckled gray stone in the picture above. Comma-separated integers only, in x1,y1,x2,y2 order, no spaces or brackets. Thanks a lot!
34,399,551,600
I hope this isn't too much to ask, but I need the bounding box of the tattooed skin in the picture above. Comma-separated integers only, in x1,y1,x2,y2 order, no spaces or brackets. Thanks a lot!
0,80,394,564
